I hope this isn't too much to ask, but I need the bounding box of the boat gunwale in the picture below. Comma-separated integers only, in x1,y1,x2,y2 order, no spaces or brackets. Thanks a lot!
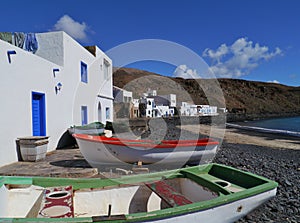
72,134,219,149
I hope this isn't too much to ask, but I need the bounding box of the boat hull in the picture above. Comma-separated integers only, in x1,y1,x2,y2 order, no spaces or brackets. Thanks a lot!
142,188,277,223
0,163,278,222
74,134,219,167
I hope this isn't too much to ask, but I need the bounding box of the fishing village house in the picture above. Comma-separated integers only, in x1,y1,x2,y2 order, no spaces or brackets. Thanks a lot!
180,102,198,116
134,89,219,118
114,87,219,119
113,88,177,119
0,31,113,167
136,89,176,118
180,102,218,116
113,86,134,118
113,86,132,103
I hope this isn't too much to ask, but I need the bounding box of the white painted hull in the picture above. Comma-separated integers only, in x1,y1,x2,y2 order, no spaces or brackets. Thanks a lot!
0,163,278,222
75,136,218,168
146,188,277,223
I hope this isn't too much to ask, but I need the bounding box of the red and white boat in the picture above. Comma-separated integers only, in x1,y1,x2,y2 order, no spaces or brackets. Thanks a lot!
72,134,219,168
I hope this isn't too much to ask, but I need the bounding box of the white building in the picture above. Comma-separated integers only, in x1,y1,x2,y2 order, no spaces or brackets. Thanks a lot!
113,86,132,103
137,90,176,118
180,102,218,116
198,105,218,116
150,94,176,107
140,98,155,117
130,99,140,118
145,89,157,97
160,94,176,107
0,31,113,167
180,102,198,116
154,106,175,117
151,94,176,117
218,107,228,113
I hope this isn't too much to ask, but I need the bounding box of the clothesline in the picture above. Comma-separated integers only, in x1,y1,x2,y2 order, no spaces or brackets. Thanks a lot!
0,32,38,53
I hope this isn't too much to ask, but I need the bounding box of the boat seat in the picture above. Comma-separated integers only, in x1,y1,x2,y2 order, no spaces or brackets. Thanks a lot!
145,181,193,207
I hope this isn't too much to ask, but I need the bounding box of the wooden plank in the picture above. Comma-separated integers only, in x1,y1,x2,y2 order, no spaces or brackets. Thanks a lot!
145,181,192,207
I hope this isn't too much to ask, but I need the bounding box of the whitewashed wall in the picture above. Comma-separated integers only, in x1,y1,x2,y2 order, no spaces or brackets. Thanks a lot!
113,87,132,103
180,102,198,116
145,98,155,117
156,105,171,117
0,31,113,167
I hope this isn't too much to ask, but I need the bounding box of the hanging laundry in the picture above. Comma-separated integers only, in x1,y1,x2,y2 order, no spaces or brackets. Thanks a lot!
0,32,13,44
12,32,25,48
24,33,38,53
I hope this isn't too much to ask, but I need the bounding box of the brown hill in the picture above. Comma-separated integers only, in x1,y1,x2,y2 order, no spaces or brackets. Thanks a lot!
113,67,300,119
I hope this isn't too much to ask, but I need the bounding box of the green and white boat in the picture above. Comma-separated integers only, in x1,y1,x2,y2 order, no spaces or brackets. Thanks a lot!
0,163,277,223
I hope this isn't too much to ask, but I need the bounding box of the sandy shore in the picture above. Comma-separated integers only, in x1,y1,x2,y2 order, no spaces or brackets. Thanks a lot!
181,124,300,150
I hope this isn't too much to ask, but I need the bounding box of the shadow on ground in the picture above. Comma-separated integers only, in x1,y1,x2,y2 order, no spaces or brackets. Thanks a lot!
50,159,92,168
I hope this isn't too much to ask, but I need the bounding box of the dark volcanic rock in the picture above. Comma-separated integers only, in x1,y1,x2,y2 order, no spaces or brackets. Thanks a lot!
214,143,300,223
138,118,300,222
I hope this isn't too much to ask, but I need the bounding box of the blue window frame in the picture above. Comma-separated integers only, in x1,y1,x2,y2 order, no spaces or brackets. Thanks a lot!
106,107,110,120
81,61,88,83
81,106,88,125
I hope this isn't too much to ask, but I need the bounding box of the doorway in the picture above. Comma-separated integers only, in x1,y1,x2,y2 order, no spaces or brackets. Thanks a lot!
32,92,46,136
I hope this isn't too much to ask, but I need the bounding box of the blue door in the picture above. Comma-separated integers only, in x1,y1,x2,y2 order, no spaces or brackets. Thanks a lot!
32,92,46,136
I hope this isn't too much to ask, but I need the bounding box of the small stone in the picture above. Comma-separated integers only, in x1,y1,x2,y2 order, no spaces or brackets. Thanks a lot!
245,214,253,220
285,179,292,186
277,205,284,212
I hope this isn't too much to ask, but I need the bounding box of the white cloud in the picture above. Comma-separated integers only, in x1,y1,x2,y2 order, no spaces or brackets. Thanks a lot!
52,15,89,41
203,43,228,63
203,37,282,78
173,64,200,79
268,80,280,84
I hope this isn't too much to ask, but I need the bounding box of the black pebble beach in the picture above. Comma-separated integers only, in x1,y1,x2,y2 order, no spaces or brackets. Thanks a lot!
214,142,300,223
141,120,300,222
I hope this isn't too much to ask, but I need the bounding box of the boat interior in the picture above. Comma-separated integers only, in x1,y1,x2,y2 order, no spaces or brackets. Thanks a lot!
0,164,269,219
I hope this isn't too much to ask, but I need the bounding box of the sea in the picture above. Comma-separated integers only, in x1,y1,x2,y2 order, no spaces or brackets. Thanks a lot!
238,116,300,133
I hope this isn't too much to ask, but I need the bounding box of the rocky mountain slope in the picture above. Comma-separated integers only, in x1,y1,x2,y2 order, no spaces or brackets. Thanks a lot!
113,67,300,120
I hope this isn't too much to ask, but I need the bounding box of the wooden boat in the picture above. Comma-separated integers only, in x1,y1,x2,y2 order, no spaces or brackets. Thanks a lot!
0,163,277,222
68,122,105,135
72,133,220,168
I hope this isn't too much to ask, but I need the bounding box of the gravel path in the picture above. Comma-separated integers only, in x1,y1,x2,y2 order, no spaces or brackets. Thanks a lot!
214,142,300,223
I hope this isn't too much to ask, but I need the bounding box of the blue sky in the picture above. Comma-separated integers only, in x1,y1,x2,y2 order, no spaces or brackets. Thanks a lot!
1,0,299,86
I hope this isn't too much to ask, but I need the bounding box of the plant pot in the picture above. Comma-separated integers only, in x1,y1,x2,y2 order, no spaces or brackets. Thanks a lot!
17,136,49,162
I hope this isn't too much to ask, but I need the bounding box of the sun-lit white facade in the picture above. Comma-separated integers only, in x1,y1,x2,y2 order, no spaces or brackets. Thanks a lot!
0,31,113,166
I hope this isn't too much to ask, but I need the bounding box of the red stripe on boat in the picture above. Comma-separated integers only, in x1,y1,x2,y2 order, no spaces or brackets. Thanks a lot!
73,134,219,149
